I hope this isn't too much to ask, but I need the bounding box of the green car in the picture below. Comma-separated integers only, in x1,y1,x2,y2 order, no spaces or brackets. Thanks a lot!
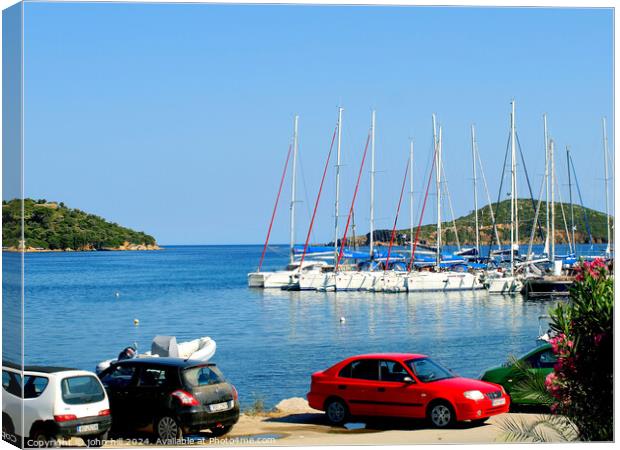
480,344,557,405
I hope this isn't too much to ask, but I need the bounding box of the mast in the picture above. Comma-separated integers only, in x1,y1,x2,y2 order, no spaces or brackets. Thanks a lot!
370,110,376,259
550,139,556,262
351,211,357,251
567,146,575,253
510,100,516,276
385,155,410,271
409,139,414,258
471,125,480,255
603,117,611,255
434,115,441,267
335,133,371,272
289,115,299,263
543,114,550,256
334,107,343,263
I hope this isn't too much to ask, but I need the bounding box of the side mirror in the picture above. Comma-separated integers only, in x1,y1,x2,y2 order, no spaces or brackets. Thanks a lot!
403,376,415,384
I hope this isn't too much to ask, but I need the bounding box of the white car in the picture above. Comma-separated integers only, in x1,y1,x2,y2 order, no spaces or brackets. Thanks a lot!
2,361,112,447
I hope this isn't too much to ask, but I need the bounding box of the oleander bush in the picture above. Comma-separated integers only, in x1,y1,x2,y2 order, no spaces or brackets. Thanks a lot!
501,258,613,442
546,258,613,441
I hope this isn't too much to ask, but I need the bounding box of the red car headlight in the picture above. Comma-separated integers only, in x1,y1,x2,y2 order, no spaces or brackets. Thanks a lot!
463,390,485,400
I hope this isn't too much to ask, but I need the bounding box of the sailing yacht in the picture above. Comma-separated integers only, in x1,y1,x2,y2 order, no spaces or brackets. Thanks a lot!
248,115,308,289
486,101,524,294
297,107,344,291
406,117,483,292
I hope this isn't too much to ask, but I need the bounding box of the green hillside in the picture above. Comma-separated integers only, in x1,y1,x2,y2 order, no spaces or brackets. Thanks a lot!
363,198,612,246
2,198,158,251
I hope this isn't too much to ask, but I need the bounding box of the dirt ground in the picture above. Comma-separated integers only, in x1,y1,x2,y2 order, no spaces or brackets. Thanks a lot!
82,398,557,447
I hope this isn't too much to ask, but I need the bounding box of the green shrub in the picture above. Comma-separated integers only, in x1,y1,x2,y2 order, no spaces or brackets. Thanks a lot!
547,258,613,441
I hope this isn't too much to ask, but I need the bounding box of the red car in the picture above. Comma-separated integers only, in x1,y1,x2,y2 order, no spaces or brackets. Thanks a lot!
307,353,510,428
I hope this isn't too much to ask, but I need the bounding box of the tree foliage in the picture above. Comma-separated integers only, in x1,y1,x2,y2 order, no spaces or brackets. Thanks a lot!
2,198,157,250
395,198,612,246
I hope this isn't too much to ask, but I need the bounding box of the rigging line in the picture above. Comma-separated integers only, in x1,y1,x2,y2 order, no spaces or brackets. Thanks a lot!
336,132,371,272
475,142,502,248
265,245,291,257
515,133,546,243
297,146,316,244
257,143,293,272
566,148,576,250
526,171,547,260
554,171,573,254
414,140,435,227
486,132,512,259
440,161,461,251
408,142,438,272
569,153,594,245
385,155,411,272
298,126,338,271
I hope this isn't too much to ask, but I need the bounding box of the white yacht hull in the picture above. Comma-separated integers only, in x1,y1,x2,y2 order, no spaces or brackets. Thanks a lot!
486,276,523,294
406,271,483,292
263,271,296,289
299,272,336,291
371,272,407,292
335,271,380,291
247,272,266,288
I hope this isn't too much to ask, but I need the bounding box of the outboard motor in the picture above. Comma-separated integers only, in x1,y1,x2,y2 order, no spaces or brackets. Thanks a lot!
117,345,137,361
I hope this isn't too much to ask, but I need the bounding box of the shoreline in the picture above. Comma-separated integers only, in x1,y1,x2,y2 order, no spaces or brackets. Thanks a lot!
2,244,162,253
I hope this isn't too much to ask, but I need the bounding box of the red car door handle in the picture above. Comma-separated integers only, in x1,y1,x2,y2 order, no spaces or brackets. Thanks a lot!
338,385,347,390
377,387,385,392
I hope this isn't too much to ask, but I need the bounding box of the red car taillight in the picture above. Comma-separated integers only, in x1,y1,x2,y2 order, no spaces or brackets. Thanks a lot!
98,409,111,416
232,386,238,401
171,390,200,406
54,415,77,422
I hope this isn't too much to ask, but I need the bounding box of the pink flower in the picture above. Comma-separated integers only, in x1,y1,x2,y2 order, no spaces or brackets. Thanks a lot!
575,272,584,282
591,258,606,269
563,356,576,371
594,333,605,346
550,403,558,414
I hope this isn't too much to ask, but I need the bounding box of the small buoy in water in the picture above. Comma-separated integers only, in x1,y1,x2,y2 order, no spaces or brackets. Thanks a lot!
340,317,346,324
133,319,139,326
115,292,120,298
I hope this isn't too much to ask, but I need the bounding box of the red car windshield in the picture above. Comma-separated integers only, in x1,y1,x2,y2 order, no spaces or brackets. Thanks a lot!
407,358,455,383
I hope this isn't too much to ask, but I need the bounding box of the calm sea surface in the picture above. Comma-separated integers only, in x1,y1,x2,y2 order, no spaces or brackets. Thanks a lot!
3,244,605,408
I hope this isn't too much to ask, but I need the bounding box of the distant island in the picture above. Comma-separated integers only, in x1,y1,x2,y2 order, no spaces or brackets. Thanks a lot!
332,198,613,248
2,199,160,252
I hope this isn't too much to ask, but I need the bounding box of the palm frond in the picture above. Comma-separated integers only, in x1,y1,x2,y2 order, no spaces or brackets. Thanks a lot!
543,414,580,441
498,414,576,443
507,356,554,405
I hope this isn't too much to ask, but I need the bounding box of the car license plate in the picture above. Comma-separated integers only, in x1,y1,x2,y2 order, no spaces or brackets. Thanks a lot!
492,398,506,407
209,401,230,412
77,424,98,433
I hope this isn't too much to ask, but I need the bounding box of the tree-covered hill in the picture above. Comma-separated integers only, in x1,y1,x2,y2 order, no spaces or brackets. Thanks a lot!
2,199,159,251
344,198,612,247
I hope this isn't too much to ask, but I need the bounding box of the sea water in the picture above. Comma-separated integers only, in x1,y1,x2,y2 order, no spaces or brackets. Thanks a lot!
3,243,606,408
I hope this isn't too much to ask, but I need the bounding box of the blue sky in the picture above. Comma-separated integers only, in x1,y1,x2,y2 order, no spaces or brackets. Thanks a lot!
22,3,613,245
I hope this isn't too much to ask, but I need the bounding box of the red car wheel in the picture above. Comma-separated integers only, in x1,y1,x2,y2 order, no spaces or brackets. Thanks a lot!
325,398,349,426
428,401,455,428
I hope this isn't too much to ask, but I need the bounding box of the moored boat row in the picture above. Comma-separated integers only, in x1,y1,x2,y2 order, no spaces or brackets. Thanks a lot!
248,103,613,297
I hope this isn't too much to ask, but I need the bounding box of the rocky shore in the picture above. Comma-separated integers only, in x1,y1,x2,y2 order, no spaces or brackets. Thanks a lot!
3,241,162,252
